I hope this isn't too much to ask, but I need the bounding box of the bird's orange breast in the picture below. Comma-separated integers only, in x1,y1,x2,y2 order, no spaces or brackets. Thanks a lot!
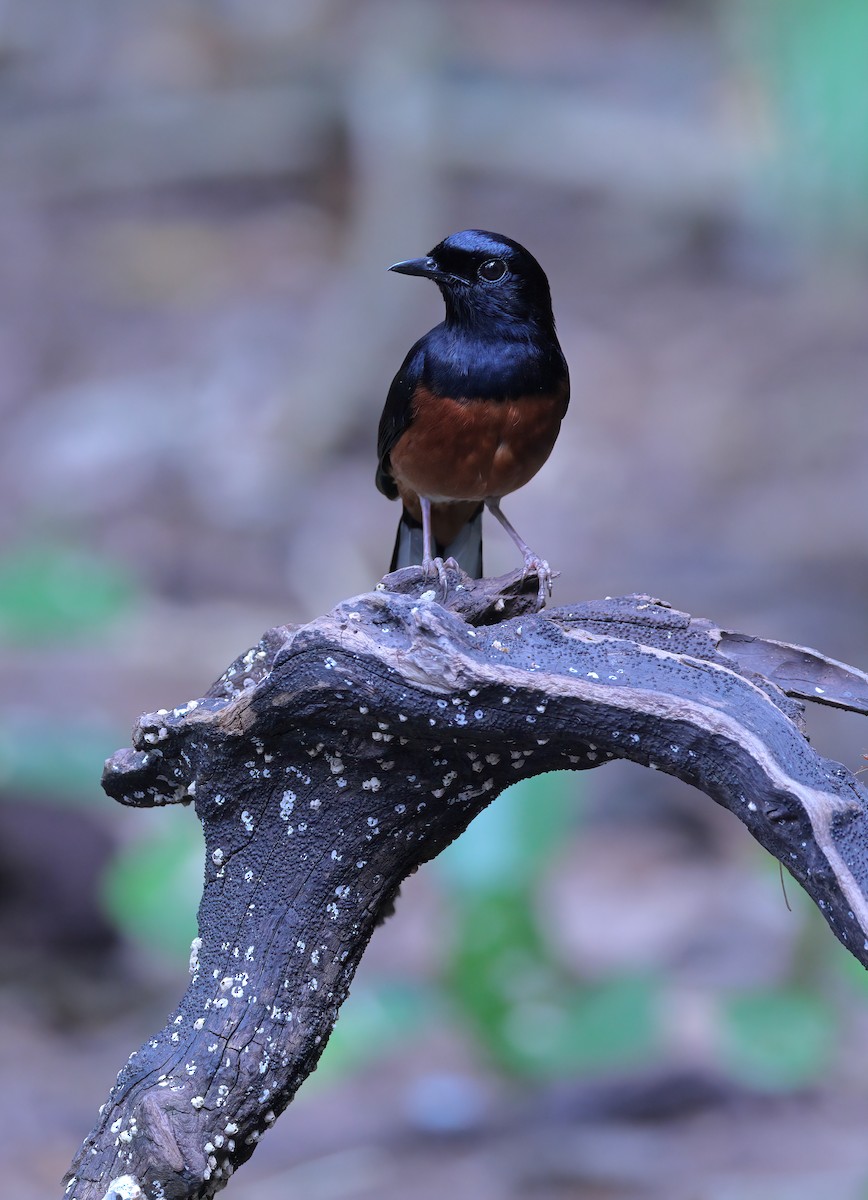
389,384,566,506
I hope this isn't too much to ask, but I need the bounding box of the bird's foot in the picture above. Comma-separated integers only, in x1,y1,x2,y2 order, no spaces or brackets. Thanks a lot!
521,553,553,607
422,555,451,596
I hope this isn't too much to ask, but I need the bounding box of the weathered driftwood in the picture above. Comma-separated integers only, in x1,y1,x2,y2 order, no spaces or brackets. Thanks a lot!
65,569,868,1200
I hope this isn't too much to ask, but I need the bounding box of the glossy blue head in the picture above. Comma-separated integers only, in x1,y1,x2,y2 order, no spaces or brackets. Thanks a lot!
389,229,555,331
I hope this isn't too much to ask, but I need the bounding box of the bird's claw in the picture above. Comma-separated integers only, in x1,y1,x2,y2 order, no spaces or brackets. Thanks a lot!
422,555,451,596
522,554,553,607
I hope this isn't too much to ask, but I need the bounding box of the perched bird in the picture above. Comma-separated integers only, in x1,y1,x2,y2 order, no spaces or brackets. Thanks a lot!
376,229,569,601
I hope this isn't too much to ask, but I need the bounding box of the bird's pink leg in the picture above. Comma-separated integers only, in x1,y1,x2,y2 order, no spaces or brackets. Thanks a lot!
485,498,552,604
420,496,449,592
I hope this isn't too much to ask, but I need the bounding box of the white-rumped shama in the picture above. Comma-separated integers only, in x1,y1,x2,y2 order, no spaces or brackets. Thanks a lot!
376,229,569,601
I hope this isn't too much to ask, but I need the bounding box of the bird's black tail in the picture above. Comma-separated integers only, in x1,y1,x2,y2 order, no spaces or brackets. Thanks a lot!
390,506,483,578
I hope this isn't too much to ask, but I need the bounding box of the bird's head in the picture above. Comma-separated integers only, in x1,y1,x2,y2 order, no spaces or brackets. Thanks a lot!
389,229,555,331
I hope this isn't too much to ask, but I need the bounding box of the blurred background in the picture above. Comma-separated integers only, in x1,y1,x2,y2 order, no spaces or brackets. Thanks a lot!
2,0,867,1197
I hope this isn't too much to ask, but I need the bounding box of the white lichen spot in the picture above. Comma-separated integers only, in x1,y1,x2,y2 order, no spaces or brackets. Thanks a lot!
191,1096,205,1109
189,937,202,975
280,791,295,818
241,810,255,833
211,848,224,866
362,777,381,792
102,1176,144,1200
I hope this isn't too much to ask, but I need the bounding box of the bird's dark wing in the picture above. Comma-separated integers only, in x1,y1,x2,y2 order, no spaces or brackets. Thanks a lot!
375,336,427,499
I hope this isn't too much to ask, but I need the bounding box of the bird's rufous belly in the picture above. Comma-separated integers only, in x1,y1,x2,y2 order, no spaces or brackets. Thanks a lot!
389,387,565,505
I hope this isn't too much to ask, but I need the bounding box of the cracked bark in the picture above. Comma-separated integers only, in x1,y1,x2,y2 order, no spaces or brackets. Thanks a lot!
64,568,868,1200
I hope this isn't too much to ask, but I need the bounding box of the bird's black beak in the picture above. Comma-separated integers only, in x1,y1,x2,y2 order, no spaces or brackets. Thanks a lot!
388,256,452,283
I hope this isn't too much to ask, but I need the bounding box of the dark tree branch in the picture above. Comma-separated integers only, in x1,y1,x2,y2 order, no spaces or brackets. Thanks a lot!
64,570,868,1200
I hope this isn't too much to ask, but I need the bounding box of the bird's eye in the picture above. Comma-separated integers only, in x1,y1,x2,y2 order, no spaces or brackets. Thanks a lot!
477,258,507,282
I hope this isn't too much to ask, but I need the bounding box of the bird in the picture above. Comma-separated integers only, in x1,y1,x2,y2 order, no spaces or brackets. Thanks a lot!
375,228,569,602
